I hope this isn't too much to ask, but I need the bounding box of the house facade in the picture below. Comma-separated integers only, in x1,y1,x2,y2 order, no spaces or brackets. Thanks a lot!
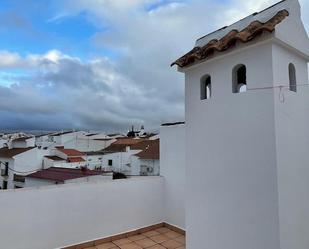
173,0,309,248
9,137,35,149
0,147,48,189
84,151,105,170
43,147,87,169
131,139,160,176
102,138,160,175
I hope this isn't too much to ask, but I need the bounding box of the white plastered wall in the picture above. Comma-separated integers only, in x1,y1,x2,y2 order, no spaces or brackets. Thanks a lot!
184,39,281,249
272,42,309,249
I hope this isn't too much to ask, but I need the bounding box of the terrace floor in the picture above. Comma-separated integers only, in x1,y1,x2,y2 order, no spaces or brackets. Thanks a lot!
84,226,185,249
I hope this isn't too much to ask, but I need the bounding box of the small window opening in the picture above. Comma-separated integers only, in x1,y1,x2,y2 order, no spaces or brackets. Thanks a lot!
289,63,297,92
233,64,247,93
200,75,211,100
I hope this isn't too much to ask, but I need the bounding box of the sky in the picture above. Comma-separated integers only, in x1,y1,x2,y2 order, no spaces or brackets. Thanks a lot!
0,0,308,132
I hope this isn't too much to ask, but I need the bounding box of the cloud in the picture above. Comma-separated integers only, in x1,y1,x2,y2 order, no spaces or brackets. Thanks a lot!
0,49,182,131
0,0,309,132
0,51,22,68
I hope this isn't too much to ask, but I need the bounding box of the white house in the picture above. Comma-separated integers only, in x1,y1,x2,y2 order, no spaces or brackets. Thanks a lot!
9,136,35,149
50,131,86,147
0,147,49,189
84,151,105,170
38,131,115,152
43,147,87,169
43,155,67,168
35,133,55,149
131,139,160,176
172,0,309,249
74,137,115,152
102,138,160,175
0,139,7,148
101,139,142,174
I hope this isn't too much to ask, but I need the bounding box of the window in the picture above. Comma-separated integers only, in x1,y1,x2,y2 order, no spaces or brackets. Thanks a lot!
1,162,9,176
233,64,247,93
289,63,297,92
108,160,113,166
13,174,25,183
200,75,211,100
140,165,148,176
2,181,7,190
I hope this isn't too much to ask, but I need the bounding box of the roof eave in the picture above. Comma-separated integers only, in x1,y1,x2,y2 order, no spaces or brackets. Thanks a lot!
175,35,274,72
172,9,289,69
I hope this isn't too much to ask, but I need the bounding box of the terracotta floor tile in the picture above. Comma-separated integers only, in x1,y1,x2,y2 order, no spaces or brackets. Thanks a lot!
112,238,132,246
155,227,171,234
142,230,160,237
70,227,185,249
135,238,157,248
174,235,185,245
127,234,146,241
147,245,166,249
118,242,142,249
161,239,183,249
150,234,169,244
165,231,182,239
96,242,118,249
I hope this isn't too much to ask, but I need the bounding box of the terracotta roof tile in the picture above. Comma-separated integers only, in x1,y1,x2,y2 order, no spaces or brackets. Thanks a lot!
44,156,65,161
12,136,33,142
131,139,159,150
26,167,103,182
0,147,35,158
103,139,146,153
102,144,128,153
171,9,289,68
136,139,159,160
114,138,145,145
57,148,85,157
67,157,85,163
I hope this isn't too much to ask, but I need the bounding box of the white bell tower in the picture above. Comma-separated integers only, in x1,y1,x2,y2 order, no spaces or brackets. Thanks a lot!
173,0,309,249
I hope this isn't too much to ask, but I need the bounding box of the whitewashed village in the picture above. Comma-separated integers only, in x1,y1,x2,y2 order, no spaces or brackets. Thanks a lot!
0,127,160,189
0,0,309,249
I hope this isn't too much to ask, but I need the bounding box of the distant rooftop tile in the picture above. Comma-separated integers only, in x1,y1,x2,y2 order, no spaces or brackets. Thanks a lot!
135,140,159,160
44,155,65,161
0,147,35,158
67,157,85,163
26,167,103,182
12,136,33,142
57,148,86,157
